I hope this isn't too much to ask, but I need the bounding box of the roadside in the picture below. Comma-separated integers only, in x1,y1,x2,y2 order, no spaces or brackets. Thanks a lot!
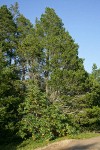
35,139,72,150
0,132,99,150
35,136,100,150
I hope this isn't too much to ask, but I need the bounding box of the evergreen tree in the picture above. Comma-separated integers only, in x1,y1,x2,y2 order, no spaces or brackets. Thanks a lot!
1,3,100,142
35,8,88,112
0,5,23,137
16,14,34,80
0,5,17,65
92,63,100,83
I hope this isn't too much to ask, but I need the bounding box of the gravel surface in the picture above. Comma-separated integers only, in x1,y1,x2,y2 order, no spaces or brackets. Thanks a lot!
35,136,100,150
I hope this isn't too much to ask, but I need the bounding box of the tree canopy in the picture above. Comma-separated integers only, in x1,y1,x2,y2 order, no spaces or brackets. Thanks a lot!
0,3,100,143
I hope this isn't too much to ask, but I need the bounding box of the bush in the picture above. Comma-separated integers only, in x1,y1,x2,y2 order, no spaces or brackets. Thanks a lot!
75,106,100,131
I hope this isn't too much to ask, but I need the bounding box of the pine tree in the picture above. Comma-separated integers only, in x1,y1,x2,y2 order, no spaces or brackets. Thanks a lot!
92,63,100,83
0,5,23,137
16,14,34,80
0,5,17,65
35,7,88,108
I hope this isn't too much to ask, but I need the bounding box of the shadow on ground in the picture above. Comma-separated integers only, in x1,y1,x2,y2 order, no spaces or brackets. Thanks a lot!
0,133,22,150
61,143,97,150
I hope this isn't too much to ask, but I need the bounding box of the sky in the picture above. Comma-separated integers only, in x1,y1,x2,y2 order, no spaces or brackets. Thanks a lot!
0,0,100,73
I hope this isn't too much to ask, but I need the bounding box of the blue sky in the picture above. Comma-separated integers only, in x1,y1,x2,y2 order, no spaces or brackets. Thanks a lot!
0,0,100,73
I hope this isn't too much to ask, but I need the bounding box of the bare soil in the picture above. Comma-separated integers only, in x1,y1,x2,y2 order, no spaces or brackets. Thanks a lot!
35,136,100,150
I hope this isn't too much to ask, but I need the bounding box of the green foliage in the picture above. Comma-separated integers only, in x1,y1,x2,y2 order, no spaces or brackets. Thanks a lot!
0,5,17,65
0,3,100,146
0,66,24,135
92,63,100,83
35,7,88,101
74,106,100,131
18,82,48,139
1,132,100,150
18,81,71,140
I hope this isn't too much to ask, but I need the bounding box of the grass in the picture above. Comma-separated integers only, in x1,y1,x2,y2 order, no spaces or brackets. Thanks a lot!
67,131,100,139
0,132,99,150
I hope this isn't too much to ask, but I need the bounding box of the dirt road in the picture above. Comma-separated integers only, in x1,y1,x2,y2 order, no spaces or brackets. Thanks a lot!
35,136,100,150
65,136,100,150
